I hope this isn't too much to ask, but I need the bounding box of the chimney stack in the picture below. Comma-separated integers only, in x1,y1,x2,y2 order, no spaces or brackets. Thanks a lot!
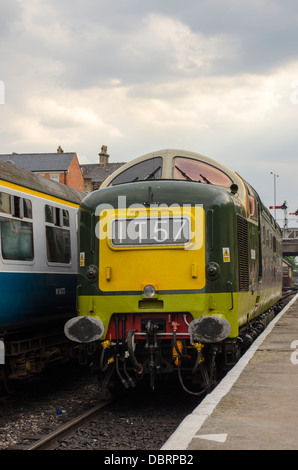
99,145,109,167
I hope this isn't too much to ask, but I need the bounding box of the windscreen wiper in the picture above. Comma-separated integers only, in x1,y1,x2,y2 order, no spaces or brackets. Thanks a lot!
144,166,161,180
174,165,195,182
200,173,212,184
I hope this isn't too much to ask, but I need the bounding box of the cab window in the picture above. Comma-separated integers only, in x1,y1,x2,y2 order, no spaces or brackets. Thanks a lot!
109,157,162,185
173,157,233,187
245,183,258,221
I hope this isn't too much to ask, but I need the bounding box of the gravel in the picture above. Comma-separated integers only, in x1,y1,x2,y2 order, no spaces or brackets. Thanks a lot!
55,383,200,450
0,364,200,450
0,364,100,450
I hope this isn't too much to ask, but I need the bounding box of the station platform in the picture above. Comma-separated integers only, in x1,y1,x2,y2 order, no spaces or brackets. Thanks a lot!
162,293,298,451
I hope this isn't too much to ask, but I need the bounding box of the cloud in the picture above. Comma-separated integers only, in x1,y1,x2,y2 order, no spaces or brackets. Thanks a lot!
1,0,298,221
122,14,233,76
4,3,237,89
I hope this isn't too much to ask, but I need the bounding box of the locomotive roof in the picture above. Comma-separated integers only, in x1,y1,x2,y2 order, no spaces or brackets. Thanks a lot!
0,160,84,205
100,149,248,208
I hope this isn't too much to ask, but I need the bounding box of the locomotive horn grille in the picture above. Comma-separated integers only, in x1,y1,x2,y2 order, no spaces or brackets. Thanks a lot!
237,215,249,291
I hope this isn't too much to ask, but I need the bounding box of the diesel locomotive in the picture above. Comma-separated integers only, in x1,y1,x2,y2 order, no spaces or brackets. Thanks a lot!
0,161,84,391
65,149,283,397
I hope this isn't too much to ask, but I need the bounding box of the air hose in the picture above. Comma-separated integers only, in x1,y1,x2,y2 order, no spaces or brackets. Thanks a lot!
177,349,217,396
192,349,202,375
173,329,183,358
99,346,110,372
115,354,129,389
100,340,114,372
177,363,209,396
127,329,143,374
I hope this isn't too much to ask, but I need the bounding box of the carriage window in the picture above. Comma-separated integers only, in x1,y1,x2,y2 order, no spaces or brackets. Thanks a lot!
12,196,21,218
23,199,32,219
1,220,34,261
0,193,32,219
0,194,33,261
0,192,11,215
45,204,54,223
45,205,61,225
173,157,233,187
109,157,162,185
62,209,70,227
46,227,71,263
45,205,71,263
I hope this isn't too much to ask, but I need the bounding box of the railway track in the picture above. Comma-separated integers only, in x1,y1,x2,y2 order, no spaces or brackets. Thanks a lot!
12,400,114,450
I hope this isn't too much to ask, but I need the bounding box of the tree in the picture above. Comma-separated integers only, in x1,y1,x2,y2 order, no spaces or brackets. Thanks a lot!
284,256,298,271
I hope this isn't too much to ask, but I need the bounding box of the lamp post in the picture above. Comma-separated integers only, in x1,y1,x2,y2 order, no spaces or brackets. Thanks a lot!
270,172,279,220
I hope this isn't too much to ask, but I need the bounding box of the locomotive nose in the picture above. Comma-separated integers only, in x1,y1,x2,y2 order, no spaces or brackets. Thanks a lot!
188,316,231,343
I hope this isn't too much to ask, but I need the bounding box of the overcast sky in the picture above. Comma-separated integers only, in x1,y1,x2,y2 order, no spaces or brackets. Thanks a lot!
1,0,298,227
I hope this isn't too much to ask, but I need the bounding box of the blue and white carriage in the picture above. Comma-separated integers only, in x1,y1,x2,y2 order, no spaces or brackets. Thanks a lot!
0,161,83,386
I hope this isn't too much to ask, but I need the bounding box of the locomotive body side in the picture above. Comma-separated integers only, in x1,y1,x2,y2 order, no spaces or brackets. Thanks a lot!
65,150,282,395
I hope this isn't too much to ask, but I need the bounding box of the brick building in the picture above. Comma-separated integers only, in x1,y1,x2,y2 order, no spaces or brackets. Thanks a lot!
0,147,84,191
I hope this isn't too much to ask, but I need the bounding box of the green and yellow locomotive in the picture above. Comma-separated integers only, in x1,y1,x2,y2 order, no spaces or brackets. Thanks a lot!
65,149,282,397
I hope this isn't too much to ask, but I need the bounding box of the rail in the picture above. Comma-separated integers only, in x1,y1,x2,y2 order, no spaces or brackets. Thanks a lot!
25,401,114,450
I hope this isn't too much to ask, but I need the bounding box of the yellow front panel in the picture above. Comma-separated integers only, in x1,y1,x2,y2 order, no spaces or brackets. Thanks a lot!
98,206,205,292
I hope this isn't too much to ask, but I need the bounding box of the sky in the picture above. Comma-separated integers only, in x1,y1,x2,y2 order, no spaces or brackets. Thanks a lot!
1,0,298,228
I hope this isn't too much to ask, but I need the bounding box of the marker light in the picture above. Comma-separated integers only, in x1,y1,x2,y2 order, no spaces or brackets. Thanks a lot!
143,284,156,298
86,265,98,282
206,262,220,280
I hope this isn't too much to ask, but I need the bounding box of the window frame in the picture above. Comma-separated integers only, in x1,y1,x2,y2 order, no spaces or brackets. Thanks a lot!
0,191,34,264
45,204,72,265
108,157,163,186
